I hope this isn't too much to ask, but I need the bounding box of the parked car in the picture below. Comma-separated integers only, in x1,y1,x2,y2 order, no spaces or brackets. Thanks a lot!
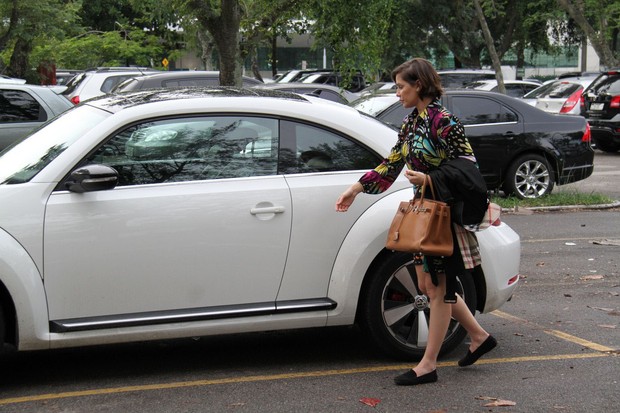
0,75,26,84
0,87,520,360
350,90,594,199
0,84,73,151
582,69,620,153
275,68,334,83
253,82,359,104
55,69,82,86
358,82,397,96
298,71,367,93
522,76,596,115
464,79,541,98
112,70,263,93
437,69,496,89
62,67,160,104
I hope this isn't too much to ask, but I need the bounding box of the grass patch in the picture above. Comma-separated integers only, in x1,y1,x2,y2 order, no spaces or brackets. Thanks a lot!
490,191,615,209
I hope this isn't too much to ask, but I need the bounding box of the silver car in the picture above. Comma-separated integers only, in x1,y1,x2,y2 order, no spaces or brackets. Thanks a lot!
522,76,596,115
0,84,73,151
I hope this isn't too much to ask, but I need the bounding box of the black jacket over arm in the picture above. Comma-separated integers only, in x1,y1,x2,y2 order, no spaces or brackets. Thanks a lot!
425,158,488,302
427,157,488,226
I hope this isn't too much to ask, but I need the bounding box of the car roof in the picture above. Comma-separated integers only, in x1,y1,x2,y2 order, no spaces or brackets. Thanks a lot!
85,86,312,113
352,89,552,117
115,71,263,90
254,82,359,102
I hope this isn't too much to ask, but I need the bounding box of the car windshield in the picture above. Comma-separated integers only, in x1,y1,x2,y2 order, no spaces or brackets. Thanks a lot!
0,106,110,184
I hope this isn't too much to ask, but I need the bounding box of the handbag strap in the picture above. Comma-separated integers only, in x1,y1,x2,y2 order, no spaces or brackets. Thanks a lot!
415,174,437,201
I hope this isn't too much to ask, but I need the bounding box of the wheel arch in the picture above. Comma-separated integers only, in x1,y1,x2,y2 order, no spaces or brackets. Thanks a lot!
325,189,412,327
502,148,559,187
0,280,17,349
0,229,50,351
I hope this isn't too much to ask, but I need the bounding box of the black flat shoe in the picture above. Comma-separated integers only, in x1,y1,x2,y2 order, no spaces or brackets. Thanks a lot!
393,369,438,386
458,335,497,367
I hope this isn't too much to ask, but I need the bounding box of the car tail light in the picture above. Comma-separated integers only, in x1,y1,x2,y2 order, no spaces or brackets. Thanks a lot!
70,96,80,105
582,122,591,143
611,95,620,109
508,274,519,285
560,88,582,113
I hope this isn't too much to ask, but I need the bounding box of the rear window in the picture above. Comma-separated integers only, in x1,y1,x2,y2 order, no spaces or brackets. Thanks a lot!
587,73,620,95
62,72,88,96
101,75,140,93
524,81,582,99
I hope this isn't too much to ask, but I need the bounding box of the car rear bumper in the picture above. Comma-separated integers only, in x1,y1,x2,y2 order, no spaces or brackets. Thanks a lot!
588,121,620,145
557,147,595,185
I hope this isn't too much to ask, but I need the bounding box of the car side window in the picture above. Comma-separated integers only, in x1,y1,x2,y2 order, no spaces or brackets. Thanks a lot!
451,96,517,125
84,116,278,186
278,120,380,174
0,90,45,123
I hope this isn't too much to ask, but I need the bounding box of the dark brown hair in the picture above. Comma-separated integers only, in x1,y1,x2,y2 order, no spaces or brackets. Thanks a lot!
391,58,444,99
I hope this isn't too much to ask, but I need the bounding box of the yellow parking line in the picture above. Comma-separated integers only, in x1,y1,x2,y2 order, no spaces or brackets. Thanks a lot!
492,310,616,352
0,353,609,406
1,311,614,406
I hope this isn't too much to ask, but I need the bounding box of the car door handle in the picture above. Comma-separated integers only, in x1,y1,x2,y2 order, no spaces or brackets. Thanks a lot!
250,206,285,215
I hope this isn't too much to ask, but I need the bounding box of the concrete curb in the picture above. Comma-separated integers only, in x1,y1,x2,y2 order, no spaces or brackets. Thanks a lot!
503,200,620,214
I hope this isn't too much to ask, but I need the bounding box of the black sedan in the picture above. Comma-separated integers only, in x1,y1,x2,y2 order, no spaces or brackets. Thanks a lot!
351,90,594,198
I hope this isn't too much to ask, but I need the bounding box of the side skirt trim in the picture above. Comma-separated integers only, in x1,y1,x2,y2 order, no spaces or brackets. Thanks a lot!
49,298,337,333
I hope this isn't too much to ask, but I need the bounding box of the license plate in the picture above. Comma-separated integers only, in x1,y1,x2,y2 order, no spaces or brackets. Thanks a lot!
590,103,604,111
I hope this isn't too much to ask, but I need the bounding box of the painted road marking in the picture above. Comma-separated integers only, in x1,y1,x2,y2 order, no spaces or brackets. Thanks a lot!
0,353,609,406
0,311,615,406
492,310,616,353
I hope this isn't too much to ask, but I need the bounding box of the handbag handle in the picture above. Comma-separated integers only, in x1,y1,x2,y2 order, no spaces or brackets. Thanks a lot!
415,174,437,202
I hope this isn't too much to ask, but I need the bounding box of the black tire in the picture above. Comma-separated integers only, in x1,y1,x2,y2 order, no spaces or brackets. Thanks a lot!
359,251,477,360
594,140,620,153
503,154,554,199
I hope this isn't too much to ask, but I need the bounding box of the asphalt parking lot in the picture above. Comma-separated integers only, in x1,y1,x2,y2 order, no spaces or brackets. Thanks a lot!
0,151,618,413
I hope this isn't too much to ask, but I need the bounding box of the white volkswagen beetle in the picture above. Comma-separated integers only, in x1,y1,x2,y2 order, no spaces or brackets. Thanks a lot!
0,88,519,360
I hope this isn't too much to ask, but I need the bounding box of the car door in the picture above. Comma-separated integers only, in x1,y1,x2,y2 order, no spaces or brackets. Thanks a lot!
275,120,383,301
444,94,524,188
43,115,291,325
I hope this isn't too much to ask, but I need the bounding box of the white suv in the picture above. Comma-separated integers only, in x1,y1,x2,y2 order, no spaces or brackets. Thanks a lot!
62,67,160,104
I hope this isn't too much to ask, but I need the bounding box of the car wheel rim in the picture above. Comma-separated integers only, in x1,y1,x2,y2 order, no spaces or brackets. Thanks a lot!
380,259,463,351
514,159,550,198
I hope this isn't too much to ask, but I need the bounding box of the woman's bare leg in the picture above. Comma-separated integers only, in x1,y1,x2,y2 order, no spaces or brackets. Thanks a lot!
411,268,451,376
450,295,490,352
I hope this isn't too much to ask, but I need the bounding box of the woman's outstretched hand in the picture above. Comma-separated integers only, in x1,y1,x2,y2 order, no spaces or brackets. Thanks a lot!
335,182,363,212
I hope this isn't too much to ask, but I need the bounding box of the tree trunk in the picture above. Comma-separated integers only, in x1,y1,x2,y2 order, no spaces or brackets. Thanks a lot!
473,0,505,93
271,35,278,78
201,0,243,86
557,0,619,68
8,37,32,79
197,31,214,70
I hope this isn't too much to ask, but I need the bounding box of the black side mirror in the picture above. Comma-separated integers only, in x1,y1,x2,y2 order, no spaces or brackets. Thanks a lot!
66,164,119,193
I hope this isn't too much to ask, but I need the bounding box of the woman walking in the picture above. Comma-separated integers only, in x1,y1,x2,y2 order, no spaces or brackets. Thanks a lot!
335,58,497,386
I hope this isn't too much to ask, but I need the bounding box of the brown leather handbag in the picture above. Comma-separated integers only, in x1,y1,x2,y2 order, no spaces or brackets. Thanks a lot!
385,175,453,256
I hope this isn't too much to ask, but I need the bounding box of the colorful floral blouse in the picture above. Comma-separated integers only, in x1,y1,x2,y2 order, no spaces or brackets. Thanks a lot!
359,99,475,194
